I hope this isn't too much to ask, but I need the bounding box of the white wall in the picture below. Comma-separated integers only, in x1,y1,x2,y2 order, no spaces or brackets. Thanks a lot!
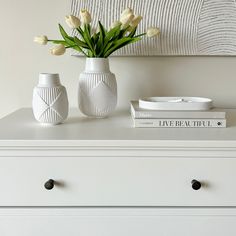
0,0,236,118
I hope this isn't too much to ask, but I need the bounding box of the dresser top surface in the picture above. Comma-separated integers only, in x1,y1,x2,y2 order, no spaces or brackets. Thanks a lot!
0,108,236,147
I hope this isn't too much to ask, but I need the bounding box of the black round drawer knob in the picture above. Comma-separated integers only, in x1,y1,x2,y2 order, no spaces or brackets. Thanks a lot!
44,179,55,190
191,179,201,190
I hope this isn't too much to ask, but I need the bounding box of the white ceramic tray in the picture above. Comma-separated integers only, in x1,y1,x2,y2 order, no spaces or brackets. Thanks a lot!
139,97,213,110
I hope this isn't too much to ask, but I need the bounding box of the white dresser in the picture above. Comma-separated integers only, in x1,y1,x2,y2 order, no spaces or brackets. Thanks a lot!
1,108,236,236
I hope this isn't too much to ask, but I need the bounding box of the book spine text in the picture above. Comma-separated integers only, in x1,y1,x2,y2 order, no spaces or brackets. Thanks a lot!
134,119,226,128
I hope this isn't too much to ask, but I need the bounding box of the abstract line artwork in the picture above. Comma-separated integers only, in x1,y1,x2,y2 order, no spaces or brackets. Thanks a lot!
71,0,236,56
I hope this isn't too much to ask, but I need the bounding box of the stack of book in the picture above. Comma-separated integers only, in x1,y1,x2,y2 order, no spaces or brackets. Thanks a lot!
130,101,226,128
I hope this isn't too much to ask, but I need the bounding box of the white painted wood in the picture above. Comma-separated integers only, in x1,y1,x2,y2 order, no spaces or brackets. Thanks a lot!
1,109,236,234
0,108,236,148
0,156,236,206
1,208,236,236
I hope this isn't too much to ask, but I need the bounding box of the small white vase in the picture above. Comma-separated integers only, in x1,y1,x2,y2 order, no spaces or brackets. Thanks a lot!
32,73,69,125
78,58,117,118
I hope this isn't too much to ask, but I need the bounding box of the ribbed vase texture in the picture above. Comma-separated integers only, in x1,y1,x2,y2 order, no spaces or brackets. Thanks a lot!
32,74,69,125
78,59,117,117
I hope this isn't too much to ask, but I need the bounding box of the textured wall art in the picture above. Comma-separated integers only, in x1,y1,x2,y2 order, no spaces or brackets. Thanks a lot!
71,0,236,56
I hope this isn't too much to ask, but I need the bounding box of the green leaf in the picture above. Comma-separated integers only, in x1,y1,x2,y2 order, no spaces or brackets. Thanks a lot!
58,24,75,45
99,41,114,57
76,27,84,36
128,27,137,38
87,24,91,35
94,21,109,56
59,24,73,41
97,24,122,56
59,24,68,39
99,21,106,36
65,37,75,46
92,32,100,45
98,22,106,45
117,26,130,39
70,44,88,57
88,50,94,57
104,37,141,57
84,24,91,37
105,24,121,41
74,36,89,49
103,38,132,55
82,24,96,56
57,24,88,56
92,33,101,54
134,33,146,38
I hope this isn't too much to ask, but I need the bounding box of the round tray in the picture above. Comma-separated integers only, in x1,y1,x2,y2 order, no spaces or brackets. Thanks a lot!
139,97,213,110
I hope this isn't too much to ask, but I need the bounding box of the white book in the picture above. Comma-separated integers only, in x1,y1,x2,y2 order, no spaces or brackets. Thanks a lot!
133,118,226,128
131,101,226,119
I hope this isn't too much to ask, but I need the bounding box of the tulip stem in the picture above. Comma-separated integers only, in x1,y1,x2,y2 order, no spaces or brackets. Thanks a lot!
134,33,146,38
65,45,76,49
65,45,88,57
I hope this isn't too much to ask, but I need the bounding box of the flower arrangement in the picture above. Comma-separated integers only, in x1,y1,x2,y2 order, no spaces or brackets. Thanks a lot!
34,8,160,57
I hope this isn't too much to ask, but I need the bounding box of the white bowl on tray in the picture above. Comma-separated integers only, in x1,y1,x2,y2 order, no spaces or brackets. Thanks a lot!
139,97,213,110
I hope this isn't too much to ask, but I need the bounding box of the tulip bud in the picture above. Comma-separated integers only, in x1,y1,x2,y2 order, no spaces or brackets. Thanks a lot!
147,27,160,37
130,15,143,28
34,35,48,45
80,9,92,24
110,21,121,29
50,44,66,56
65,15,81,29
121,8,133,19
125,25,136,34
120,13,134,29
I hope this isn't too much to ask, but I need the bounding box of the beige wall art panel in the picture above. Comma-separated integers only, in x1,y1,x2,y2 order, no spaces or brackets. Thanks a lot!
71,0,236,56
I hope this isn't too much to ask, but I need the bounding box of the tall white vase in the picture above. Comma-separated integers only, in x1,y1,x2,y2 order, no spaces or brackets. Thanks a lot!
78,58,117,118
32,73,69,125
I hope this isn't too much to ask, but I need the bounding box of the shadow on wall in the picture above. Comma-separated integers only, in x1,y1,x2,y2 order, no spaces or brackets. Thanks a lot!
110,56,236,109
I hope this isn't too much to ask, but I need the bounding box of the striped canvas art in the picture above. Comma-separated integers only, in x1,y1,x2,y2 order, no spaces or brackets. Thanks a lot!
71,0,236,56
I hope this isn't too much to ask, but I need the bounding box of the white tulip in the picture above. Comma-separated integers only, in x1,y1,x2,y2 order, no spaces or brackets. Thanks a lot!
147,27,160,37
110,20,121,29
130,15,143,28
34,35,48,45
120,13,134,29
50,44,66,56
80,9,92,24
65,15,81,29
121,7,133,19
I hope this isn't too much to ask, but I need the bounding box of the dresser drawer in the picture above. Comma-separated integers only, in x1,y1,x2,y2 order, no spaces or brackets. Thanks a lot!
1,208,236,236
0,156,236,206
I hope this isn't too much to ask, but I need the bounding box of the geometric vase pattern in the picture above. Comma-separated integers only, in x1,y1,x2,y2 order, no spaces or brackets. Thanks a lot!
79,72,117,117
32,86,69,125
